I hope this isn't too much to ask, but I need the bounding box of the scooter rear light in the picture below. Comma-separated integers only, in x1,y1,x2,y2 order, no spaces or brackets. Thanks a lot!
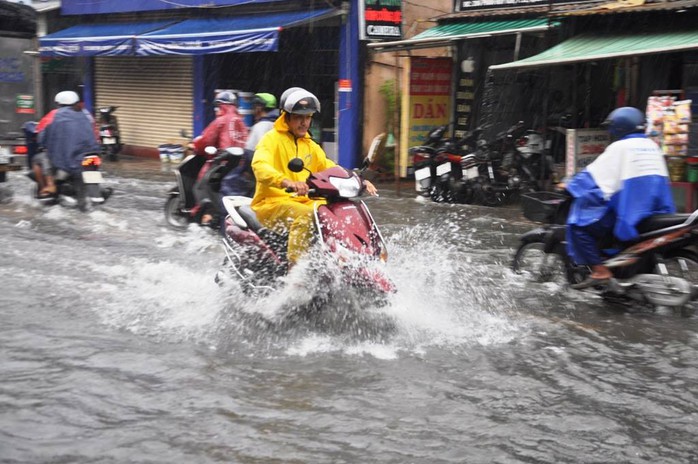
13,145,28,155
82,156,102,167
412,152,428,163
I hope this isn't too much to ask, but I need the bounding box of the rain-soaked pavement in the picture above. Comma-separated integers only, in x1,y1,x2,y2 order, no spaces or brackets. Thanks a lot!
1,157,697,463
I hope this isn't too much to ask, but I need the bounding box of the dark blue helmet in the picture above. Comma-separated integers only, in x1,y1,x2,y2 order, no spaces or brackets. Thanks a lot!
602,107,645,139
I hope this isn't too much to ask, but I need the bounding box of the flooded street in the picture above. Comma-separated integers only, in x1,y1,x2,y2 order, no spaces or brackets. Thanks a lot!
1,159,697,463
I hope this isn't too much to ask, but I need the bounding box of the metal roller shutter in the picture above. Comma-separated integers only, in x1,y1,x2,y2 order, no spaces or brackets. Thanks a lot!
94,56,193,149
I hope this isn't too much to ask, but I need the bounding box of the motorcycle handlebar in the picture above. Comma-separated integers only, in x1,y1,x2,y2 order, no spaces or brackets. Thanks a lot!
284,187,316,195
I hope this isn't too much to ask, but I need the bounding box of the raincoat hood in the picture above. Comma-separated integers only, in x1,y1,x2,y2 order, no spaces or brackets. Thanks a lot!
273,112,310,139
250,113,335,208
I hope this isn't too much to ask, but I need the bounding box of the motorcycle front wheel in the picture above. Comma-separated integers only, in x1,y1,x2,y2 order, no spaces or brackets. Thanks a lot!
164,193,190,230
512,241,569,284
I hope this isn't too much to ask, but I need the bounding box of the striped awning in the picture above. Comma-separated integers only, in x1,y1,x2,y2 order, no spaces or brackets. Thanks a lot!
368,19,558,52
490,30,698,70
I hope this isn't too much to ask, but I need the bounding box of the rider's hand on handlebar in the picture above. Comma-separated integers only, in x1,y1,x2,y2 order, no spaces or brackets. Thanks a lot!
363,180,378,196
281,179,309,196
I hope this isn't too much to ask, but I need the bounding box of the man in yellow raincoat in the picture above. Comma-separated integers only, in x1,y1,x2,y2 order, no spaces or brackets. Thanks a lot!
251,88,377,264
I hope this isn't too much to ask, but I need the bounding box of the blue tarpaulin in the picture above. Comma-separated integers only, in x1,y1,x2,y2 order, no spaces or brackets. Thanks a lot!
136,9,336,56
39,9,337,57
39,21,176,57
60,0,284,15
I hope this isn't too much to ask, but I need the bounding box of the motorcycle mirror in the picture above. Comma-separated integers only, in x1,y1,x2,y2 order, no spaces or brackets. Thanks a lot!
288,158,305,173
225,147,244,157
205,146,217,156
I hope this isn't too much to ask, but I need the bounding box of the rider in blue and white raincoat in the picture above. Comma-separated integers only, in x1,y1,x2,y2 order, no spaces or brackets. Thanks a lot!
565,106,675,288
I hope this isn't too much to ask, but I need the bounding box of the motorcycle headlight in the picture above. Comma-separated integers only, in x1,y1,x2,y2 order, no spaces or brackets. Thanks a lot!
329,175,362,198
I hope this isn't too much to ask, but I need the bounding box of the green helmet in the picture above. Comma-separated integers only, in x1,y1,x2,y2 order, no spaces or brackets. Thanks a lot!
253,92,277,111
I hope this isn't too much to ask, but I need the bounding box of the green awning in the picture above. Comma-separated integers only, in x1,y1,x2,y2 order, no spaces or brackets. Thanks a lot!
490,30,698,70
367,19,557,52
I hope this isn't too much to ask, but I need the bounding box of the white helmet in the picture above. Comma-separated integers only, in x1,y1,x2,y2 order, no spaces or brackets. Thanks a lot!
55,90,80,106
279,86,304,110
283,89,321,115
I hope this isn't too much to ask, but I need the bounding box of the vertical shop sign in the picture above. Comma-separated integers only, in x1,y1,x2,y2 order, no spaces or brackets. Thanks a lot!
454,59,474,138
408,57,452,146
359,0,402,40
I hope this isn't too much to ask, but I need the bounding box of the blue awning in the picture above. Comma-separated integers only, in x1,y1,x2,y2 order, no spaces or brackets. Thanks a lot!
39,9,337,57
136,9,338,56
39,21,176,57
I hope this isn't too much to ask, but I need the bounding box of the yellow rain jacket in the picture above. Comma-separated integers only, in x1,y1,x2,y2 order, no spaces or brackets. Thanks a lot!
251,114,336,262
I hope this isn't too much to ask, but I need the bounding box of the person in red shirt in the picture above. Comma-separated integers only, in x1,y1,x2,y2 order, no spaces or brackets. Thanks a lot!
191,90,248,225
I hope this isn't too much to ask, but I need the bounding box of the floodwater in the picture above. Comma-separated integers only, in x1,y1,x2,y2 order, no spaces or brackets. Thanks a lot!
1,158,697,464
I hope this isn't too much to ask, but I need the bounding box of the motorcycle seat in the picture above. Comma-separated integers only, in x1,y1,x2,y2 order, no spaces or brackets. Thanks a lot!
636,213,692,234
408,146,437,156
237,205,264,232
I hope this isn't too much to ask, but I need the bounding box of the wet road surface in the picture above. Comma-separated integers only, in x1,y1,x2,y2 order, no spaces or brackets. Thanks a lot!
1,157,697,463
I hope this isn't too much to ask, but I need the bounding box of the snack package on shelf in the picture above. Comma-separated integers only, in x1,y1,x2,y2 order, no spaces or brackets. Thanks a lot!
646,96,692,156
675,100,692,123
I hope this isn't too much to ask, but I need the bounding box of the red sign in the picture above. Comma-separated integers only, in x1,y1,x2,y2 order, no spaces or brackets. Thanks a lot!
359,0,402,40
338,79,352,92
410,58,452,96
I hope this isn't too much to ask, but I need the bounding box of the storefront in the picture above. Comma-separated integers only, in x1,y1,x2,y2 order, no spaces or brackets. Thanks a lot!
368,17,559,176
38,1,364,167
490,4,698,209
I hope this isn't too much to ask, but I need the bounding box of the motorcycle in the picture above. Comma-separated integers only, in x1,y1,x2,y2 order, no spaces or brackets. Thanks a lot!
21,121,112,209
450,122,554,207
27,152,113,210
164,145,245,230
511,129,554,192
512,191,698,314
97,106,121,162
435,122,524,207
410,125,484,203
216,157,395,299
410,125,447,198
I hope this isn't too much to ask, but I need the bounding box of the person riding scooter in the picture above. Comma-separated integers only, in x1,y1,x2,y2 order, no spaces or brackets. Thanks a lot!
245,92,279,151
192,90,248,225
250,87,377,266
564,106,675,289
31,91,89,197
41,90,101,212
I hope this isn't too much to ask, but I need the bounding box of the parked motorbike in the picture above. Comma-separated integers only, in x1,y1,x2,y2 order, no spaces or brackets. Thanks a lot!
216,158,395,299
511,129,554,192
410,124,485,203
512,191,698,314
410,125,447,198
164,145,245,230
27,152,113,210
431,122,524,207
451,122,555,206
98,106,121,162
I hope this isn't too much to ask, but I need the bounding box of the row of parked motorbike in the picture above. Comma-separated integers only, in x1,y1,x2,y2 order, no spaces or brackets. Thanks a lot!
410,122,555,206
